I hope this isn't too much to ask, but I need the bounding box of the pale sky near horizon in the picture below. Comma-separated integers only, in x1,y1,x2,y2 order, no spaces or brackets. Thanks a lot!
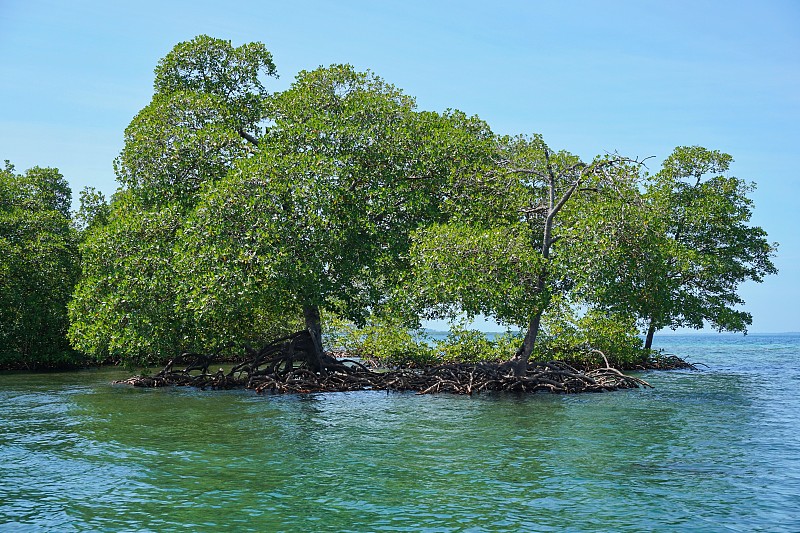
1,0,798,333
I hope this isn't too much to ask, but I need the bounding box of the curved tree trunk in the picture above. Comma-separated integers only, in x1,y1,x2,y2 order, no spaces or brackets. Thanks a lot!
506,145,586,376
507,267,550,375
502,144,640,376
507,311,544,376
644,320,657,351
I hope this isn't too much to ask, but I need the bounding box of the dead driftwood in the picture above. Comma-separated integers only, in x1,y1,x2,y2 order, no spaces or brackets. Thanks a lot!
115,330,652,394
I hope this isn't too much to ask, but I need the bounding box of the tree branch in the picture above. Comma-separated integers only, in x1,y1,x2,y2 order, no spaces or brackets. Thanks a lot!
238,129,259,146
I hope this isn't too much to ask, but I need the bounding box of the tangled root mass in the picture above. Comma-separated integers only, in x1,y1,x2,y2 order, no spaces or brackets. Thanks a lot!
116,331,653,394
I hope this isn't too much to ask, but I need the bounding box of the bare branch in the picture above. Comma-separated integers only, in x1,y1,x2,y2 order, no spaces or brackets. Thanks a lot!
520,204,548,214
547,235,562,248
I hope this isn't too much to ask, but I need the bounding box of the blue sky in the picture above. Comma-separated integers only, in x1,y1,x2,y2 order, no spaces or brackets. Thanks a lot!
1,0,798,333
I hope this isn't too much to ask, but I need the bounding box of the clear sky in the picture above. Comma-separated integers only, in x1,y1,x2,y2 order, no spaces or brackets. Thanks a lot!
1,0,798,333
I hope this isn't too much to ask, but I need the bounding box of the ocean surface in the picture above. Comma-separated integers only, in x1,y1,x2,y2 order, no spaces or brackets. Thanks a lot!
1,333,798,531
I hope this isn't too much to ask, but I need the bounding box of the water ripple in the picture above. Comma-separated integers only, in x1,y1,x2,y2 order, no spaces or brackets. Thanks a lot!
1,336,799,531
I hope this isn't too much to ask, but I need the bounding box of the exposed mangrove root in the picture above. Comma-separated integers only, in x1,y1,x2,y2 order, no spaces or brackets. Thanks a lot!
114,330,652,394
640,352,700,370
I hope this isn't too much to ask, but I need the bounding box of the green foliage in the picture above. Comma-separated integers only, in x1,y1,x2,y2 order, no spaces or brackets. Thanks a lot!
0,161,83,369
328,316,521,367
69,37,494,366
535,308,647,368
436,324,496,363
434,322,518,363
153,34,277,130
179,64,495,328
405,134,646,365
114,90,253,209
67,36,777,369
69,195,185,365
578,312,647,366
69,191,302,367
113,35,278,211
647,147,777,332
409,140,776,359
576,146,778,346
407,223,546,326
69,36,283,366
328,317,437,367
74,186,110,235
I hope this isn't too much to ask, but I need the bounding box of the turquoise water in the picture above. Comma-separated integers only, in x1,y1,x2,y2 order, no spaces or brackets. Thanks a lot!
1,334,799,531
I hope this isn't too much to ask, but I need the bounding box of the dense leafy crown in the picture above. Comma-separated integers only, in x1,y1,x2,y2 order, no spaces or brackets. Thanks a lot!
1,162,80,367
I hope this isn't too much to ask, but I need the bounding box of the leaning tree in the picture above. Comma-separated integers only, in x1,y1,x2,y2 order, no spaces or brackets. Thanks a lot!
406,134,648,374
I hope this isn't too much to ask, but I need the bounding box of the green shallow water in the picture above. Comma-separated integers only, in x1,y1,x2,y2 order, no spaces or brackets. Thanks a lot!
1,334,799,531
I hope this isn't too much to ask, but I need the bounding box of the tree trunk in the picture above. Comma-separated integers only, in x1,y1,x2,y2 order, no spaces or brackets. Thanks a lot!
644,320,657,351
509,311,543,375
303,304,325,372
504,146,596,376
508,264,551,375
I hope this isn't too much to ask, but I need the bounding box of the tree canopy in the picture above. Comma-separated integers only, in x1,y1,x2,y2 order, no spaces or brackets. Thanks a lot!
68,37,495,368
405,135,649,371
65,35,777,370
0,161,81,368
69,36,283,366
576,146,778,349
